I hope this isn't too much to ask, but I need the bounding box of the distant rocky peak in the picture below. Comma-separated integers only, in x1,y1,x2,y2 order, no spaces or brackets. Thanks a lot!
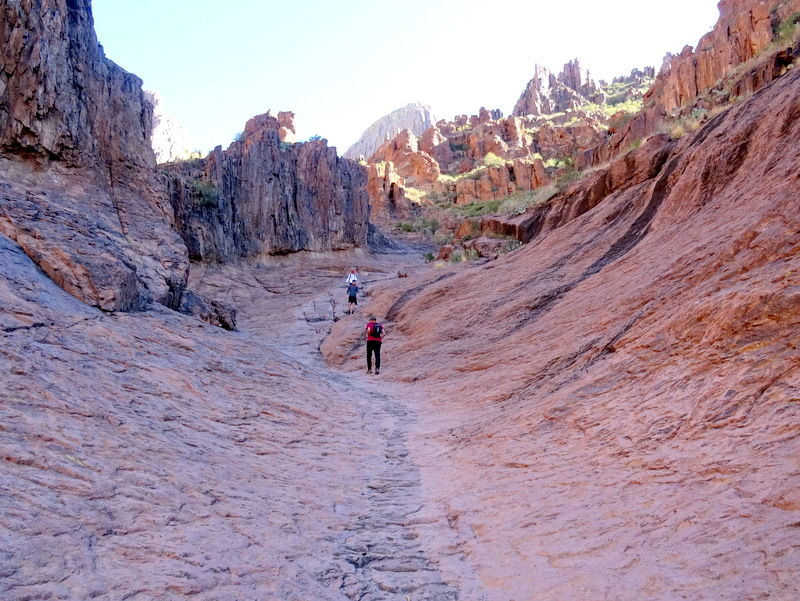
344,102,437,161
144,90,193,164
558,58,600,96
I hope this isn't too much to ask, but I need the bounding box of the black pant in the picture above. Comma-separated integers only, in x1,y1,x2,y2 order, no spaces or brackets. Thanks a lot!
367,340,381,370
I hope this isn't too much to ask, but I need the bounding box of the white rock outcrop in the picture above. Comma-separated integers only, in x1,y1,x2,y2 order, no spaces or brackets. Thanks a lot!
144,90,193,163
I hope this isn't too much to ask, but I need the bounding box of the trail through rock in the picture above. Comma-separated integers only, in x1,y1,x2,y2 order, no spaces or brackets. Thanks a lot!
189,244,480,600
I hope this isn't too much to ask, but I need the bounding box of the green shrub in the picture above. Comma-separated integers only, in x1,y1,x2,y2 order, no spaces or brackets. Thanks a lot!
423,251,435,263
544,157,570,169
774,12,800,43
483,152,507,168
453,199,501,218
396,217,440,236
191,179,218,208
497,185,557,215
449,249,465,264
622,137,644,154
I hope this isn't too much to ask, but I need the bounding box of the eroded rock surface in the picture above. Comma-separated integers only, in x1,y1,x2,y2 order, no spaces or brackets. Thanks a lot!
1,236,471,600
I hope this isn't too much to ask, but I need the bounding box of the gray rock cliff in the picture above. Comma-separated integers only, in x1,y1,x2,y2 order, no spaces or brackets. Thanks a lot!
344,102,437,161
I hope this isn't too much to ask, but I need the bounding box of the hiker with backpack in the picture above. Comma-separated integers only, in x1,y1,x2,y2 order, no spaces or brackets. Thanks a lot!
365,316,384,375
346,280,359,314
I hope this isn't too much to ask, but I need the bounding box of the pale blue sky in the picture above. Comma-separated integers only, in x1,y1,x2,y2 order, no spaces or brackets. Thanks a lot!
92,0,720,154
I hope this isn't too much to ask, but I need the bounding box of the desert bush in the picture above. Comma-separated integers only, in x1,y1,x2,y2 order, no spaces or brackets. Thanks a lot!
495,239,523,257
622,137,644,155
774,11,800,44
483,152,507,168
465,248,480,261
668,107,709,139
423,252,435,263
452,199,501,218
544,157,574,170
497,185,557,215
396,217,440,236
449,249,465,264
192,179,218,208
554,170,583,194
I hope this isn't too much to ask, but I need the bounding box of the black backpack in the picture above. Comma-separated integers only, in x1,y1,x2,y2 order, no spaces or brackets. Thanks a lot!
370,323,383,338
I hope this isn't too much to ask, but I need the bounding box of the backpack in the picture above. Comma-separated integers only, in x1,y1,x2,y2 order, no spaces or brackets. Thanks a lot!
369,323,383,338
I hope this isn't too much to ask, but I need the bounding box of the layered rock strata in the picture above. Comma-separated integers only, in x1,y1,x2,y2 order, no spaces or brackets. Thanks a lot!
0,0,189,311
165,111,370,262
578,0,800,170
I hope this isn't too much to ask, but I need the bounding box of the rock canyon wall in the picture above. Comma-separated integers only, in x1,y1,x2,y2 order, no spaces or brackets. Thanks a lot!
326,63,800,600
1,0,371,311
0,0,189,311
578,0,800,169
164,111,370,262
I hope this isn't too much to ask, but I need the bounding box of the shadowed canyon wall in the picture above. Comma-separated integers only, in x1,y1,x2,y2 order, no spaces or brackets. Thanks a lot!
0,0,189,311
164,112,370,262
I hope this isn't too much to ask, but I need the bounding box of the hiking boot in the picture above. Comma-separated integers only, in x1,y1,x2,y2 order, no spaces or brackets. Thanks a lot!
375,369,380,375
366,369,372,374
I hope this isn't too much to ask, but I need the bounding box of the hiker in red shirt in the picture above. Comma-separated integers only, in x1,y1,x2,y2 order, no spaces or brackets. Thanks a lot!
365,316,384,375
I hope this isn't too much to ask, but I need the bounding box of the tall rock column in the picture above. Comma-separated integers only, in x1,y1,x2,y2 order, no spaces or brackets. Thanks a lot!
166,111,370,262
